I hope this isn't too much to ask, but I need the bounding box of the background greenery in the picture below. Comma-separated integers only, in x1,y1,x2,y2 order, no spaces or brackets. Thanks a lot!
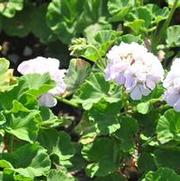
0,0,180,181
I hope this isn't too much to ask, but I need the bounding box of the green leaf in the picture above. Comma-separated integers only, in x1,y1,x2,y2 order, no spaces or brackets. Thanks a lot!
82,137,122,177
95,173,127,181
20,73,55,97
1,143,51,178
166,0,180,8
47,0,106,44
166,25,180,48
47,169,77,181
146,4,170,24
84,17,112,44
113,116,138,151
0,160,13,169
154,149,180,173
0,73,54,110
1,5,33,37
31,5,57,43
125,7,152,34
156,109,180,144
118,34,143,44
47,0,109,44
0,81,33,110
0,58,16,92
108,0,135,22
38,129,75,166
138,153,156,173
137,111,160,140
141,167,180,181
88,100,121,135
93,30,121,57
0,170,14,181
124,19,145,34
137,102,150,114
0,0,23,18
39,107,62,128
65,58,91,94
80,30,120,62
3,101,40,142
67,143,86,171
73,72,121,110
0,58,9,74
81,0,108,25
46,0,83,43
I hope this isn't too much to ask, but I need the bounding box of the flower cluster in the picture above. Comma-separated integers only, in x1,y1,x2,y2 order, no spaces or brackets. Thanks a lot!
105,42,164,100
163,58,180,111
18,56,66,107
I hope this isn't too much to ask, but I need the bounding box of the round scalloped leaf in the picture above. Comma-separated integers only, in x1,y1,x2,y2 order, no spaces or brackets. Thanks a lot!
46,0,86,44
88,100,121,135
156,109,180,144
73,72,121,110
0,58,9,74
0,58,16,92
1,5,33,37
4,101,40,143
1,143,51,178
141,167,180,181
166,25,180,48
82,137,122,177
108,0,135,22
154,149,180,173
47,0,107,44
38,129,75,166
47,170,77,181
0,0,23,18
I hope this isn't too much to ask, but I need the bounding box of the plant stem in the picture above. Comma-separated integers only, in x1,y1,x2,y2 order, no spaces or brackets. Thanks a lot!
55,96,80,108
160,0,178,34
152,0,178,49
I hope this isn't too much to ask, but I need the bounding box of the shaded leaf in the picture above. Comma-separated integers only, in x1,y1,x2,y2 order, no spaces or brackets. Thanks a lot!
82,137,122,177
1,143,51,178
20,73,55,97
108,0,135,22
154,149,180,173
141,167,180,181
47,169,77,181
113,116,138,151
65,58,91,94
95,173,127,181
166,25,180,48
73,72,121,110
38,129,75,166
88,100,121,135
0,0,23,18
3,101,40,142
156,109,180,144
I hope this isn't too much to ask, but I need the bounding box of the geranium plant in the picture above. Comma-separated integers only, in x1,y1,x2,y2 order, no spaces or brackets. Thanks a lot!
0,0,179,181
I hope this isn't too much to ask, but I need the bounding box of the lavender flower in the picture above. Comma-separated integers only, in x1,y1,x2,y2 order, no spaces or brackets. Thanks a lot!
18,56,66,107
105,42,164,100
163,58,180,111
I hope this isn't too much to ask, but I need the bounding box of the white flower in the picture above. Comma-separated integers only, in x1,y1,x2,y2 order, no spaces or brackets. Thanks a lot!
17,56,66,107
163,58,180,111
105,42,164,100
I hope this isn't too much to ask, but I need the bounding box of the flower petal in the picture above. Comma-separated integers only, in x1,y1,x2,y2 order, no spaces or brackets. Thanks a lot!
39,93,57,107
130,85,142,100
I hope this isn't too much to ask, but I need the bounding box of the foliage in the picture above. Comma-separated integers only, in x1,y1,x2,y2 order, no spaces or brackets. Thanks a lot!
0,0,180,180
